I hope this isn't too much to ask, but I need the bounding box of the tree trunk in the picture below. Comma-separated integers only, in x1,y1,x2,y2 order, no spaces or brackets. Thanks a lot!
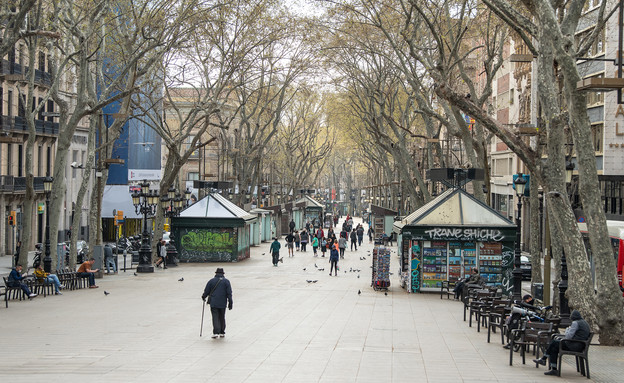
529,187,542,283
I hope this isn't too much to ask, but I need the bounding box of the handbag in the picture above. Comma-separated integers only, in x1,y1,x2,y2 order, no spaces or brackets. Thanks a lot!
206,278,222,304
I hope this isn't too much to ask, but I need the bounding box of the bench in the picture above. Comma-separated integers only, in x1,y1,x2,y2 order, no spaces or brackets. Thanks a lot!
2,276,27,302
510,321,554,365
0,285,7,308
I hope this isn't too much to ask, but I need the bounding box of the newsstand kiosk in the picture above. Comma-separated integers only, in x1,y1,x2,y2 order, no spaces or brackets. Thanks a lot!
394,188,517,295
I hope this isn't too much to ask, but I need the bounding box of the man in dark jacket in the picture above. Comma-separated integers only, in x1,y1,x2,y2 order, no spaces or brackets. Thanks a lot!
534,310,591,375
269,238,282,266
8,264,37,298
350,230,357,251
289,219,295,233
202,268,233,339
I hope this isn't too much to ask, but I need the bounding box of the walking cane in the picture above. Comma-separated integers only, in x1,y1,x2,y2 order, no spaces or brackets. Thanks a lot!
200,300,206,337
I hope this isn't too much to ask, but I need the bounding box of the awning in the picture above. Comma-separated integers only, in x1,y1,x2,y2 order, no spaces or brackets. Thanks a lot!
101,185,142,218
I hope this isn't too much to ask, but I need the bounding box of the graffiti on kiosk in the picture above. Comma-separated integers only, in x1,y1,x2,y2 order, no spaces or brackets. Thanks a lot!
411,253,421,292
424,227,504,242
181,230,234,252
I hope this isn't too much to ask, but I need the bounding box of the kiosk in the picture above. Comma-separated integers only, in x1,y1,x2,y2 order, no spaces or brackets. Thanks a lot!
394,188,517,295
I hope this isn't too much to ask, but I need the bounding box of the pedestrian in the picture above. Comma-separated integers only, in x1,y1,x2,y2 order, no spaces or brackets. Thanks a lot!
312,235,319,257
104,244,117,274
8,264,37,298
329,245,339,276
34,264,65,295
285,232,295,257
305,221,311,232
294,230,301,251
350,230,357,251
14,240,21,267
77,258,99,288
269,237,282,266
320,237,327,257
367,226,374,243
317,227,324,240
289,219,295,233
300,230,309,252
327,228,335,240
338,236,347,259
155,239,167,269
534,310,591,375
201,268,233,339
356,225,364,246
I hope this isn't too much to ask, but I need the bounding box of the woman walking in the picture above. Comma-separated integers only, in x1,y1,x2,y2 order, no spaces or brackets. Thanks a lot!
312,236,319,256
300,230,309,252
329,245,339,276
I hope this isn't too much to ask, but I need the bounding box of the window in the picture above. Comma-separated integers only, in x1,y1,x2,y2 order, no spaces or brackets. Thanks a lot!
187,172,199,181
37,145,43,176
0,86,3,116
586,74,604,106
6,144,12,175
509,88,514,105
38,51,45,72
592,123,603,153
17,144,23,177
47,100,54,121
8,91,13,117
38,98,44,120
576,27,606,57
46,146,51,176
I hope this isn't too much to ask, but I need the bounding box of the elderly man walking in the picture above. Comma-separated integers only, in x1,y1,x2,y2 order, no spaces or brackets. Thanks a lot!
202,268,233,339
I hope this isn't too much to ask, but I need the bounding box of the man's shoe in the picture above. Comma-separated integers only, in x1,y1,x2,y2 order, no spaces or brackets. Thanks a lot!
55,292,63,295
544,369,558,376
59,284,66,289
211,334,218,339
533,358,546,366
503,344,511,349
90,285,99,288
219,334,225,338
28,293,37,298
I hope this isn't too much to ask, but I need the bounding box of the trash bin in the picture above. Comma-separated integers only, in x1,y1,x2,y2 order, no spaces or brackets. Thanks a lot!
532,283,544,301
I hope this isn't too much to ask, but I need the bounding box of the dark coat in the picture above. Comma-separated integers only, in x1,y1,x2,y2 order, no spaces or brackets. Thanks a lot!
330,248,339,261
202,274,233,309
350,231,357,241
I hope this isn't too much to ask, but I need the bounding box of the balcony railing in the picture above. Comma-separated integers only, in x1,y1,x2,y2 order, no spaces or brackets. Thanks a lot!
0,176,46,194
1,60,52,87
0,115,59,135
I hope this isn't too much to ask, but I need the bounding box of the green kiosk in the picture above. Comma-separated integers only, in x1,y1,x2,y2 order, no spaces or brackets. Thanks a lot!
172,193,257,262
394,188,517,295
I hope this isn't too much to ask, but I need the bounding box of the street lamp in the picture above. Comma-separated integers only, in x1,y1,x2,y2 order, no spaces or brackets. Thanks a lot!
159,186,191,268
131,180,158,273
565,160,575,184
43,176,54,272
513,172,528,302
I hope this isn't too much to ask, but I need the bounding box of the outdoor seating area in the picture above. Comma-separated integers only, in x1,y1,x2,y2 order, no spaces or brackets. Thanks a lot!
452,284,591,379
2,267,91,307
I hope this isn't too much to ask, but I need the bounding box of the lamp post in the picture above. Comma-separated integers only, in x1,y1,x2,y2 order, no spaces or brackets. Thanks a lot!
558,160,574,320
131,180,158,273
43,176,54,272
159,186,191,268
512,172,527,302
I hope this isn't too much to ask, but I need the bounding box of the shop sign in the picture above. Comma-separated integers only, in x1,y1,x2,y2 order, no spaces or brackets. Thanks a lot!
422,227,507,242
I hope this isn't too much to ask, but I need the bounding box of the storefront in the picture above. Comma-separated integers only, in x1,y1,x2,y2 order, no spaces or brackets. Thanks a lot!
294,196,324,229
394,188,517,295
249,208,273,244
370,204,397,242
171,193,257,262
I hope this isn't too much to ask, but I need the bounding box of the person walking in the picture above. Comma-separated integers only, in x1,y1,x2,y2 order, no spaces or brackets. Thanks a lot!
329,245,339,276
350,230,358,251
201,268,233,339
294,230,301,251
289,219,296,233
533,310,591,375
320,237,327,257
338,236,347,259
269,238,282,266
356,225,364,246
367,225,374,243
285,232,295,257
312,236,319,257
300,230,309,252
155,239,167,269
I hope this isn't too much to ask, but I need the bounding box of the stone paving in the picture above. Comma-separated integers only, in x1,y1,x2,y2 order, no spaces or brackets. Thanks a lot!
1,218,623,382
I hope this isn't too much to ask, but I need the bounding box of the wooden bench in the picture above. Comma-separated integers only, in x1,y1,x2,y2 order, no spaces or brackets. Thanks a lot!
2,276,27,302
510,321,554,365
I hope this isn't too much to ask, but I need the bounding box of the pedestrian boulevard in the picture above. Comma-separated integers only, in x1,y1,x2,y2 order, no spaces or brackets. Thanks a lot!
1,222,623,382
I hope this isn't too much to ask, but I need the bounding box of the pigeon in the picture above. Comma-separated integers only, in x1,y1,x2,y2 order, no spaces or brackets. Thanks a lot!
279,258,284,263
307,280,313,283
318,268,324,271
178,277,184,282
358,290,361,295
312,280,318,283
262,253,266,255
314,263,318,268
133,272,137,276
104,291,110,295
345,270,347,273
357,275,360,278
303,268,306,271
384,292,388,296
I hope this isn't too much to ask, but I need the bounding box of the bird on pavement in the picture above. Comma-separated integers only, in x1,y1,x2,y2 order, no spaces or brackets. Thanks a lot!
104,291,110,296
312,280,318,283
306,280,313,283
358,290,361,295
357,275,360,278
384,292,388,296
178,277,184,282
303,268,306,271
314,263,318,268
133,272,137,276
318,268,324,271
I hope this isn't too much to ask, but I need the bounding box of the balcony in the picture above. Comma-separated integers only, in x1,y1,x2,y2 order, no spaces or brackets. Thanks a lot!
0,115,59,136
0,176,46,194
0,60,52,87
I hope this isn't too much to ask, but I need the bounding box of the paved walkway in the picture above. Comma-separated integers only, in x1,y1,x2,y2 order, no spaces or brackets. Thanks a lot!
1,218,623,382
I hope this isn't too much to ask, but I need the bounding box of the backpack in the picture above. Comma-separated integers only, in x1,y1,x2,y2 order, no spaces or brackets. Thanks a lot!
506,312,523,330
321,239,327,247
